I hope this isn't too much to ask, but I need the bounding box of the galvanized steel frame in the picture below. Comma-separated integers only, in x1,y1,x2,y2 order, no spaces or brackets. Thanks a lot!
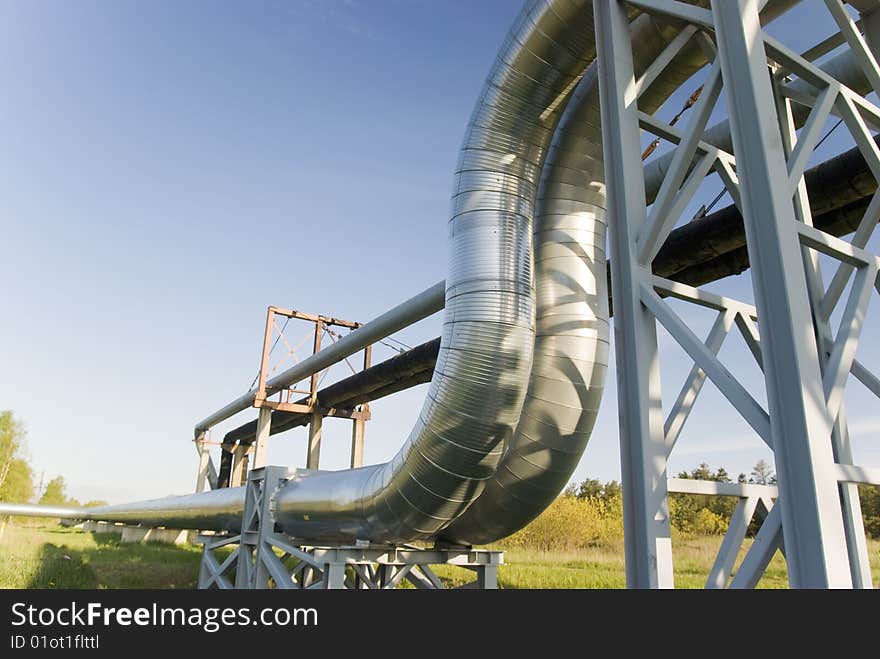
597,0,880,588
197,466,502,590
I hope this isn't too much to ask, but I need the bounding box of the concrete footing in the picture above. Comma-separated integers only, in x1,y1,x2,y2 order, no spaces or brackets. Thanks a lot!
119,526,189,545
60,519,83,528
94,521,123,535
81,521,187,545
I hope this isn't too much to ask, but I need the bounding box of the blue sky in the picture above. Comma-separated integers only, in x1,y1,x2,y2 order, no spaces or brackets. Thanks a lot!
1,0,878,504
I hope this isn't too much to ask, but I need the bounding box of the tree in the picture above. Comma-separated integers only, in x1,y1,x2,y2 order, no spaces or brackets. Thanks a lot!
0,459,34,503
39,476,68,506
576,478,603,500
687,462,714,481
603,480,622,500
83,500,108,508
672,463,737,530
677,463,729,482
750,459,775,485
0,457,34,541
569,478,622,502
858,485,880,538
0,411,27,492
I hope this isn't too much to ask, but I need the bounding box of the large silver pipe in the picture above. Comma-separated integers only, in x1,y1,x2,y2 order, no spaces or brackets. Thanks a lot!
440,0,807,544
75,0,871,546
0,502,85,519
91,0,597,543
88,488,246,532
194,281,445,433
270,0,599,544
440,64,611,543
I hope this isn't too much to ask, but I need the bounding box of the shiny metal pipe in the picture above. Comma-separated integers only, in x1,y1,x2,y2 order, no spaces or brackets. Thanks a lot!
88,0,599,542
271,0,599,544
194,281,445,433
440,67,610,543
81,0,870,546
87,488,246,533
0,502,85,519
442,0,825,543
106,0,596,542
442,7,707,544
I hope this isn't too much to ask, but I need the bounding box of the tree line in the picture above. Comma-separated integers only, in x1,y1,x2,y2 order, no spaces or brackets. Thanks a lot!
3,409,878,540
566,460,880,538
0,411,106,515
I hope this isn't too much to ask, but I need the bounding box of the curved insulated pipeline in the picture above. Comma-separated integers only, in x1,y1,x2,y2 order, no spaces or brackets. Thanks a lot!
270,0,599,544
441,0,801,545
87,0,809,544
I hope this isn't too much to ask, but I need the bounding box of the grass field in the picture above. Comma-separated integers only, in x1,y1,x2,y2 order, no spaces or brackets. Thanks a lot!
3,521,878,588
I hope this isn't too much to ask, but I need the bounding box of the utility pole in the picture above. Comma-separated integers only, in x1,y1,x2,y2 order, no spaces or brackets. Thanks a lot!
35,470,44,503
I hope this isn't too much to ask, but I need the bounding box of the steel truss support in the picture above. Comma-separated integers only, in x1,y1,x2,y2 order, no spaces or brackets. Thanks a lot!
597,0,880,588
596,0,675,590
193,431,217,493
667,479,781,589
197,466,502,590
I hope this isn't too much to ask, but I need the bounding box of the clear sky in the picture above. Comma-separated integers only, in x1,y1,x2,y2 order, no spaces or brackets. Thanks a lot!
1,0,878,504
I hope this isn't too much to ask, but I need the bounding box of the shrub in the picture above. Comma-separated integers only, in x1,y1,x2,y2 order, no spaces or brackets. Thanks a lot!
501,494,623,552
692,508,728,535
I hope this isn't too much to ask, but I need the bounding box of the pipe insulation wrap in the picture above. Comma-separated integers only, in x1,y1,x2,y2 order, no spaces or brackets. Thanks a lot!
441,2,733,544
80,0,866,546
89,0,602,542
270,0,600,543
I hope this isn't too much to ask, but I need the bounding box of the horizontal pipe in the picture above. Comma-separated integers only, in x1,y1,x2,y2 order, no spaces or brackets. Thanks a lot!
86,488,247,532
653,135,879,279
670,195,872,287
0,502,85,519
194,281,445,433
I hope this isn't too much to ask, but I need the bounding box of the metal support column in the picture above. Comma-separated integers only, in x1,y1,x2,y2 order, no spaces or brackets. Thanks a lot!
711,0,851,587
230,444,249,487
350,419,365,469
309,321,323,405
306,321,324,469
350,344,371,468
773,70,873,587
595,0,673,588
307,413,322,470
194,431,211,493
252,407,271,470
234,465,289,589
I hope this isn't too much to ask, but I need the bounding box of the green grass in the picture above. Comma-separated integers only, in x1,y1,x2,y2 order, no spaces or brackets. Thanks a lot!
428,540,793,589
1,521,878,589
0,522,205,589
